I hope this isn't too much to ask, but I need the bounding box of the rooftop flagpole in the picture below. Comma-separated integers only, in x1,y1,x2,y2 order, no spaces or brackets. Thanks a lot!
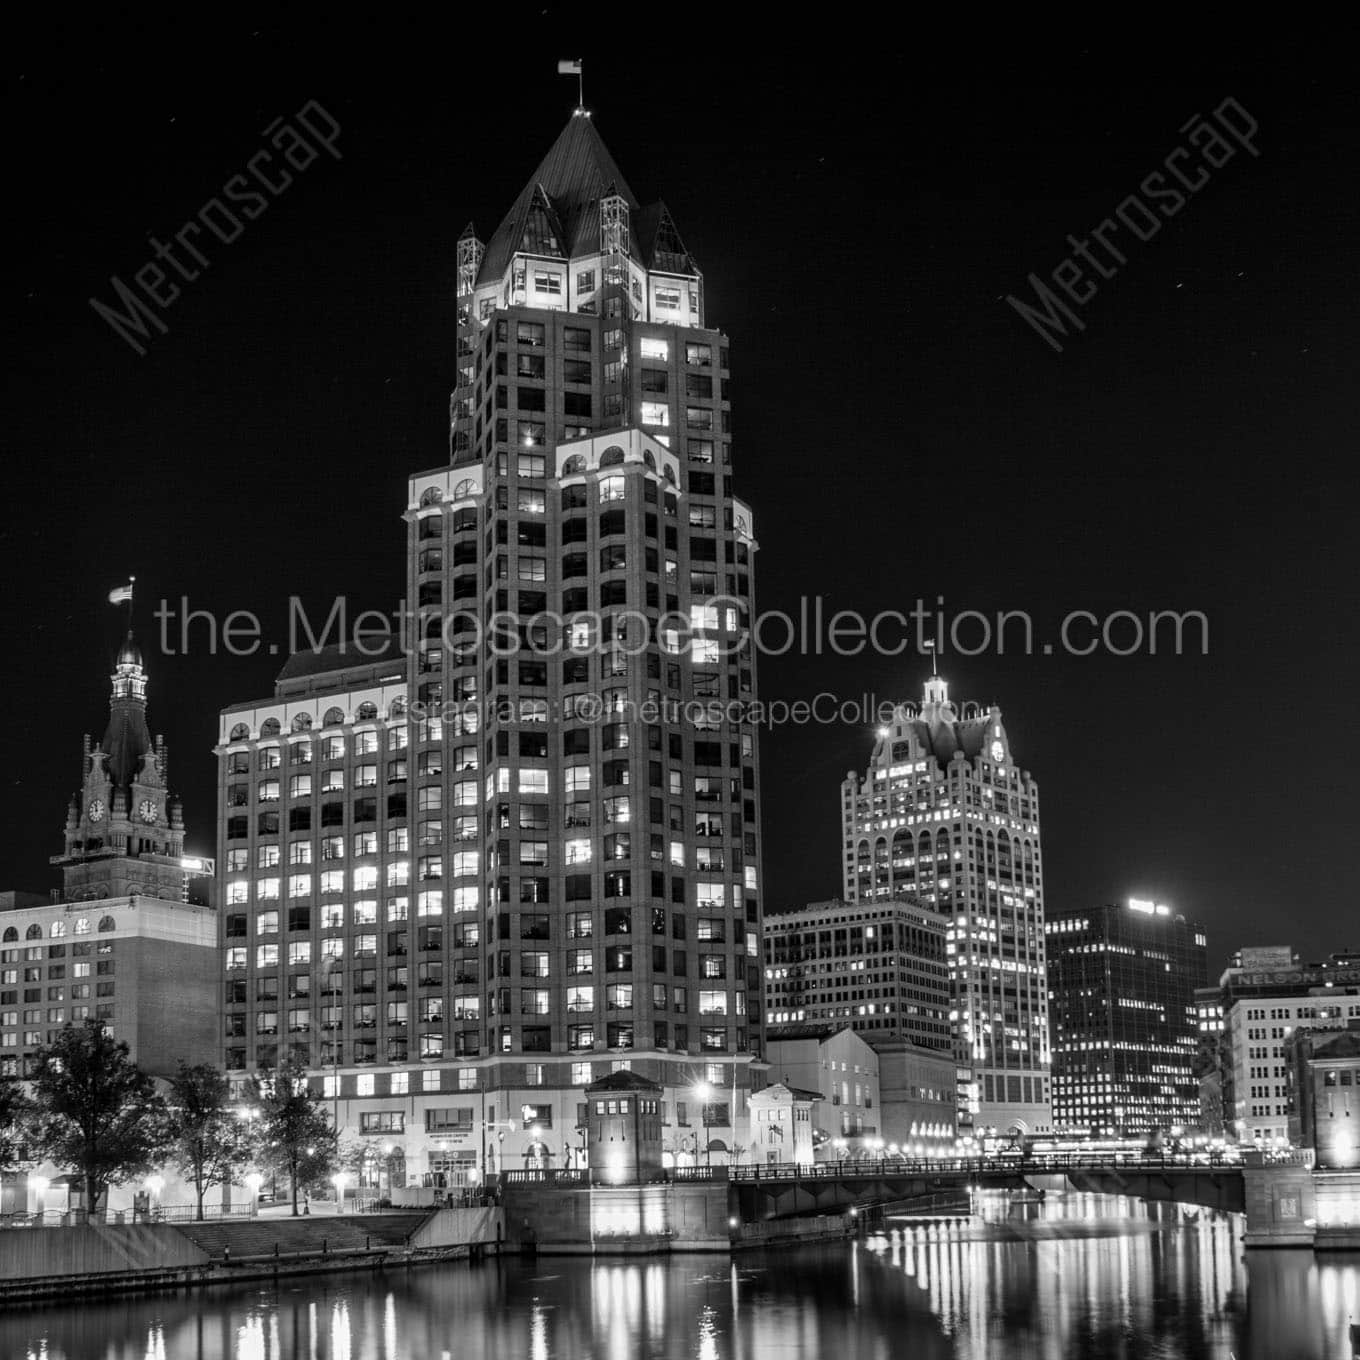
108,576,136,631
558,58,584,111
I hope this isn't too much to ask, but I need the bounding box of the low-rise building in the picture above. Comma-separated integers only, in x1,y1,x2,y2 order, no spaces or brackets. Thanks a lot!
1285,1024,1360,1170
746,1083,819,1168
765,1022,879,1155
868,1034,957,1155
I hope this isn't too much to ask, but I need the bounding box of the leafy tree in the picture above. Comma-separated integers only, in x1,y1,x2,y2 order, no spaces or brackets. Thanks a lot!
248,1059,337,1216
165,1062,252,1221
28,1020,168,1220
0,1077,30,1173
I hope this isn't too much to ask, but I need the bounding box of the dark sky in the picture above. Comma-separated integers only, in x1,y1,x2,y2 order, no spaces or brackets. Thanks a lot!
5,21,1358,972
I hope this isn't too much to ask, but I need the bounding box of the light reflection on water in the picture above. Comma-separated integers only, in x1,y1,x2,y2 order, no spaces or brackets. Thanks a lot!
1,1193,1356,1360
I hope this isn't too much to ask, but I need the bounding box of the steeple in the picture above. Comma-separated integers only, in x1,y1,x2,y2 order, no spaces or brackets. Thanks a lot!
102,630,155,788
52,626,184,902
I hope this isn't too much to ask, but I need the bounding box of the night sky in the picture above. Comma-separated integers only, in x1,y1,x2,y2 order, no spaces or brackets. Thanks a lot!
6,22,1358,970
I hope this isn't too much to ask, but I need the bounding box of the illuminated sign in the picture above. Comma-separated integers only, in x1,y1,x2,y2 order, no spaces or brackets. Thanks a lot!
1128,898,1170,917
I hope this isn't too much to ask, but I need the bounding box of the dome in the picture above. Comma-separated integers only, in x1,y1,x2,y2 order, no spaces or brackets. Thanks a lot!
116,631,143,668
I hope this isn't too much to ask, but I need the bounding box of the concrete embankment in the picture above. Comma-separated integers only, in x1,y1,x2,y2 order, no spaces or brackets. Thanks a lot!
0,1207,505,1303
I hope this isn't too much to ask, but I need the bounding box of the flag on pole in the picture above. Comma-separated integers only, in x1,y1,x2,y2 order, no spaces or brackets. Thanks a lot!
108,578,135,606
557,59,582,75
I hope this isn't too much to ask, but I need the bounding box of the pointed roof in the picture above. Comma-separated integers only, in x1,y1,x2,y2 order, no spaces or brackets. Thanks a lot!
101,631,153,789
477,113,644,284
637,201,698,274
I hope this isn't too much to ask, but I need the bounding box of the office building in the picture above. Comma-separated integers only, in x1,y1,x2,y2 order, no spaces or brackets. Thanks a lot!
216,109,764,1185
763,897,950,1049
841,672,1050,1137
1046,898,1208,1137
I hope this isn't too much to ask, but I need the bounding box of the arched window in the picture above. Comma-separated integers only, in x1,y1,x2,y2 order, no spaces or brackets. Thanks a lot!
323,707,345,727
599,445,626,468
453,478,478,500
388,698,408,720
73,917,90,935
291,713,313,733
663,466,676,485
419,485,444,507
643,450,657,471
26,924,42,940
561,454,587,475
50,920,66,938
2,927,16,943
229,722,250,742
98,915,117,933
260,718,281,737
355,702,378,721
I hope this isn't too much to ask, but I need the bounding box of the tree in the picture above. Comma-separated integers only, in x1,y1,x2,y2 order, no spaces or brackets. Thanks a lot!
248,1059,337,1216
28,1020,168,1220
0,1077,30,1174
165,1063,252,1221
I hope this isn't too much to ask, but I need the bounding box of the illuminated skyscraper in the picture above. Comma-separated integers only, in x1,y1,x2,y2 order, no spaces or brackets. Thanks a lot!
217,109,764,1179
840,671,1050,1138
1046,898,1208,1137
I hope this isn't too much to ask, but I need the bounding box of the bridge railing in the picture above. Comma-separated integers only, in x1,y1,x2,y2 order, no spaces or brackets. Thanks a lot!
730,1153,1243,1183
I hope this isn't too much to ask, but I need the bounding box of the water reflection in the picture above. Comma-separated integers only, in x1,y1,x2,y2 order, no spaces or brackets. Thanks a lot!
1,1193,1356,1359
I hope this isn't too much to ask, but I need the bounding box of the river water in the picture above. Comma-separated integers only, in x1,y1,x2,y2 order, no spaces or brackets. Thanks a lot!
2,1192,1356,1359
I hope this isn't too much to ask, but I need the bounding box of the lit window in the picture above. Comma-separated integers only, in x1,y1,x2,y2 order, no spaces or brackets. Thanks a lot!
639,338,668,360
640,401,669,427
565,839,592,865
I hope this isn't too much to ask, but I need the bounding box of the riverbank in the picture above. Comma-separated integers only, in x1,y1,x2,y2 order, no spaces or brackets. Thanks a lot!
0,1207,503,1304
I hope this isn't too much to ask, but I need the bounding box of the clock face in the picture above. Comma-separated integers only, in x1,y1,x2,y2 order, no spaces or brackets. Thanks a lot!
989,739,1005,763
87,799,106,823
138,799,159,824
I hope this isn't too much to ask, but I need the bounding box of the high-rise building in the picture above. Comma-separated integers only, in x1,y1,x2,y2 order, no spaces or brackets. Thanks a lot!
216,110,763,1183
1046,898,1208,1137
0,630,217,1083
762,897,950,1050
840,672,1050,1138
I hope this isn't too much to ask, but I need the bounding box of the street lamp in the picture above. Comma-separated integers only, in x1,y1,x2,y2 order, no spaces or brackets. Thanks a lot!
31,1175,49,1220
332,1172,348,1212
245,1172,263,1217
693,1081,713,1168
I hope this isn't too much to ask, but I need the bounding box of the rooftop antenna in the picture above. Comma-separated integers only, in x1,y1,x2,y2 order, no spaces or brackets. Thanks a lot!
558,58,584,113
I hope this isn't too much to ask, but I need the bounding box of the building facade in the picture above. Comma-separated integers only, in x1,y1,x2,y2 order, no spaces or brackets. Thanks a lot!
1285,1025,1360,1170
746,1084,819,1167
0,632,217,1083
763,897,950,1049
765,1022,880,1150
1227,990,1360,1146
216,111,765,1185
840,673,1050,1137
1208,948,1360,1145
1046,899,1208,1138
867,1034,958,1155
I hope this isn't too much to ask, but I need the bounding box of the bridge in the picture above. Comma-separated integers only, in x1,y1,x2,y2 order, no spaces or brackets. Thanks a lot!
726,1154,1247,1220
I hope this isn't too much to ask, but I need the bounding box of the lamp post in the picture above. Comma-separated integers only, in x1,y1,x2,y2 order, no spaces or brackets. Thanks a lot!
332,1171,348,1213
693,1081,713,1168
144,1174,165,1222
245,1172,263,1218
31,1174,49,1222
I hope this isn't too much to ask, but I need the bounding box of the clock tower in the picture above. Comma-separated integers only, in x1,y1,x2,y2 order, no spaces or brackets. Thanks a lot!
52,631,186,900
